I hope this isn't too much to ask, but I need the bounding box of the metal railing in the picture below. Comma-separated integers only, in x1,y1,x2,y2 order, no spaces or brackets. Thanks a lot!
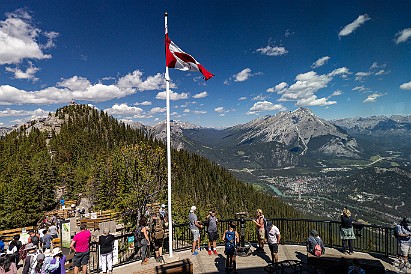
85,217,399,272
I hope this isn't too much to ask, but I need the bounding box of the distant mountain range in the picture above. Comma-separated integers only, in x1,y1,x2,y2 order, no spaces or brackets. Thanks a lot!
2,108,410,169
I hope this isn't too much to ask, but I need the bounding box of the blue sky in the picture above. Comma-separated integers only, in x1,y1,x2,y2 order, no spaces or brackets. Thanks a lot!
0,1,411,128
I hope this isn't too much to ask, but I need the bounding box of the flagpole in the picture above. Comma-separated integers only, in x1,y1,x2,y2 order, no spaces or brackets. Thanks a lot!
165,11,174,258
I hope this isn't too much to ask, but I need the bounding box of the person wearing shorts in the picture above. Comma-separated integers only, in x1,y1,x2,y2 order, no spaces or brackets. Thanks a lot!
207,210,218,255
267,223,281,264
396,217,411,268
253,209,265,252
70,223,91,274
188,206,203,255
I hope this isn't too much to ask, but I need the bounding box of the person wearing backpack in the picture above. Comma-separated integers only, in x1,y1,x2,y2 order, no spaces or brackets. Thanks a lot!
267,222,281,265
252,209,265,252
151,213,165,263
22,243,40,274
395,217,411,269
306,230,325,257
206,210,218,255
221,222,239,273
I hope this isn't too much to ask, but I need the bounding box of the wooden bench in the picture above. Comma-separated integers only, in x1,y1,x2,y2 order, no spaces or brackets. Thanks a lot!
133,259,193,274
307,252,384,274
0,226,35,242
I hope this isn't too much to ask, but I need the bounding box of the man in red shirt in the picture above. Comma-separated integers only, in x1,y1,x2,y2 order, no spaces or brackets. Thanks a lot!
70,223,91,274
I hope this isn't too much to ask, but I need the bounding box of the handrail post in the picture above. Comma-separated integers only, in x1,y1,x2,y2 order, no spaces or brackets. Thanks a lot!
328,221,333,248
385,227,389,257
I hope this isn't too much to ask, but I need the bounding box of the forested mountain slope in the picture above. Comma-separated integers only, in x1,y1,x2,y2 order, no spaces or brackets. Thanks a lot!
0,104,299,229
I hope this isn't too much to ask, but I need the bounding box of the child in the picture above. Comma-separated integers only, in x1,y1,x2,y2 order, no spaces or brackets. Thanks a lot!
222,223,239,273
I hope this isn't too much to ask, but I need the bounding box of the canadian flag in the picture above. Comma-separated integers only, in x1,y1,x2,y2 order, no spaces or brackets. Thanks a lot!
165,33,214,81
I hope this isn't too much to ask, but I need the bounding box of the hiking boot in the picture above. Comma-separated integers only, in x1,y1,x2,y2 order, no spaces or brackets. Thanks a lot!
213,249,218,255
208,249,212,255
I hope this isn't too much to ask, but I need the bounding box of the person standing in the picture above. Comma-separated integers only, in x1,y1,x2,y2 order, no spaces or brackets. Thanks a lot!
98,228,115,274
395,217,411,269
340,207,356,254
306,230,325,256
70,223,91,274
222,222,239,273
267,222,281,264
151,213,166,263
206,210,218,255
138,217,150,265
252,209,265,252
188,206,203,255
41,229,53,252
0,254,17,274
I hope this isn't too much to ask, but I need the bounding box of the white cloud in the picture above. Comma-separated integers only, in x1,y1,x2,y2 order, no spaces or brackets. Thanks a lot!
149,107,166,114
193,110,207,114
394,28,411,44
339,14,370,37
57,76,91,91
363,93,383,103
267,82,288,93
256,45,288,56
156,90,189,101
277,71,339,106
252,94,268,101
352,86,367,92
214,106,230,114
328,67,350,77
0,9,54,65
355,71,372,81
0,107,48,117
330,90,343,97
234,68,252,82
134,101,152,106
400,81,411,90
193,91,208,99
247,101,286,115
238,97,247,101
104,103,144,115
5,61,39,81
0,70,165,105
117,70,168,91
42,31,59,49
312,56,330,68
183,109,190,113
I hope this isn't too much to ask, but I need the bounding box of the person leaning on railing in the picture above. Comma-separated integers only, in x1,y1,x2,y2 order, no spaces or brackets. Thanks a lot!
340,207,356,255
395,217,411,268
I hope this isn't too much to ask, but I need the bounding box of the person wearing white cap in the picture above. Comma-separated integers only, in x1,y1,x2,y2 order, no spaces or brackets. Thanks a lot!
188,206,203,255
159,204,167,221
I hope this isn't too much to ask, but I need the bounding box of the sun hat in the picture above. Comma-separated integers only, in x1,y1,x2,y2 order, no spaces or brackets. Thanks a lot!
52,247,62,256
44,249,52,256
24,243,36,251
161,204,166,208
36,253,45,262
190,206,196,212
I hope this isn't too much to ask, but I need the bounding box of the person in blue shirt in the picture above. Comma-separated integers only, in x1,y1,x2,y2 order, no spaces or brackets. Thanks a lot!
0,235,5,252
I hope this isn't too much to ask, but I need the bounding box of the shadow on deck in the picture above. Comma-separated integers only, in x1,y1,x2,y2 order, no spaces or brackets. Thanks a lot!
121,244,405,274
